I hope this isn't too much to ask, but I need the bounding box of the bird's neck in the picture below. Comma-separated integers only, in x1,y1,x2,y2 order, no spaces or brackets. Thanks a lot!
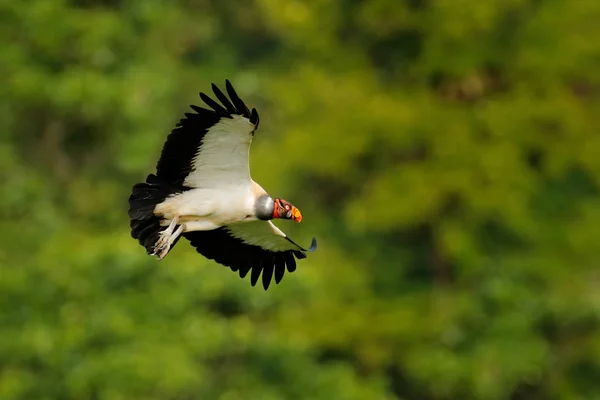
254,194,275,220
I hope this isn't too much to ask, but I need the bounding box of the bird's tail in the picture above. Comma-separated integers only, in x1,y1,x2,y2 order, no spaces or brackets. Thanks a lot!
128,174,179,256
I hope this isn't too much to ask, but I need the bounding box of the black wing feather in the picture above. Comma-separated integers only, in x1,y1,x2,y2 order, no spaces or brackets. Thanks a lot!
199,92,229,115
251,108,260,129
250,261,262,287
285,253,297,273
239,266,252,279
183,227,313,290
226,79,251,117
154,80,259,189
261,261,274,290
274,254,286,284
211,83,236,113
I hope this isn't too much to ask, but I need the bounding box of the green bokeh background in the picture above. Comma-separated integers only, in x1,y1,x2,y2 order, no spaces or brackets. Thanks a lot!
2,1,600,399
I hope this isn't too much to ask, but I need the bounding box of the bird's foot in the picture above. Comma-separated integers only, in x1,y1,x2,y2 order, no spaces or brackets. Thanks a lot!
152,232,171,259
152,224,184,260
153,242,171,260
154,229,171,252
152,216,179,255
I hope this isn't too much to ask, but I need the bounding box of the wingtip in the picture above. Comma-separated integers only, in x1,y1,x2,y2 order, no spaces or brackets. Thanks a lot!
210,83,220,97
308,237,318,252
250,108,260,128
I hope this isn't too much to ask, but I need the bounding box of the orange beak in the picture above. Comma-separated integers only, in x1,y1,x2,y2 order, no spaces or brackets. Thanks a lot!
291,206,302,223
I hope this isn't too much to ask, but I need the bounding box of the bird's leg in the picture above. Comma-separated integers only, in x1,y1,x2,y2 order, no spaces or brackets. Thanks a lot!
155,216,179,247
155,224,184,260
152,215,180,258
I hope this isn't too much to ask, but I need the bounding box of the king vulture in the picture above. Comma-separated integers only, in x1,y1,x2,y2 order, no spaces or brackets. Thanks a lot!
128,80,317,290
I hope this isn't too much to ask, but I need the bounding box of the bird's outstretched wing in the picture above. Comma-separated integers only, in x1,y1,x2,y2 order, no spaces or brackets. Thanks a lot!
183,221,317,290
155,80,260,190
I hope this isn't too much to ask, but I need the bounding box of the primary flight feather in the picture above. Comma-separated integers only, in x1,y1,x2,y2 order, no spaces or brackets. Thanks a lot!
128,80,317,290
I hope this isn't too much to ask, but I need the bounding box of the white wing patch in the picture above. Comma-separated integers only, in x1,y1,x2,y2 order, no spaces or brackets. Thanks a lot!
184,114,255,189
225,221,304,252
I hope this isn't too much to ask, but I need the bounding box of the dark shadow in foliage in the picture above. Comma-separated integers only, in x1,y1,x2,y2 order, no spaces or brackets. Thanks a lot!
476,218,531,258
511,381,544,400
525,147,544,173
532,166,599,221
183,0,282,66
71,0,123,8
206,291,248,318
386,364,440,400
368,30,422,79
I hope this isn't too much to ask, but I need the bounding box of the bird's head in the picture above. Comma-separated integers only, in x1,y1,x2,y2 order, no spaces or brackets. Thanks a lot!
273,198,302,223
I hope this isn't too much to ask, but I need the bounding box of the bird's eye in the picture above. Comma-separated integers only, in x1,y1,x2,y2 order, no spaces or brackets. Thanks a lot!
285,205,290,210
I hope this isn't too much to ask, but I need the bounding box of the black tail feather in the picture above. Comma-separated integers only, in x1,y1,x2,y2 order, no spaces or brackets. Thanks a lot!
128,174,178,255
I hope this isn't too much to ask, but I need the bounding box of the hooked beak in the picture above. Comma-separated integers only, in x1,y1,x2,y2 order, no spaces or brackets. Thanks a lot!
291,206,302,223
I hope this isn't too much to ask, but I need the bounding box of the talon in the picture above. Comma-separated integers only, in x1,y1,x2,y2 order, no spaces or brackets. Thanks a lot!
155,234,168,250
152,222,184,260
152,243,169,260
158,246,170,260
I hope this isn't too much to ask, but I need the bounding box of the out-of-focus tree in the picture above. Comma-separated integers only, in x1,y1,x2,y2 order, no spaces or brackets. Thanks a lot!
1,0,600,399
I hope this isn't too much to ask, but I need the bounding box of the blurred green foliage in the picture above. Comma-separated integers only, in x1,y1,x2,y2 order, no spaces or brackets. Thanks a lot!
2,0,600,399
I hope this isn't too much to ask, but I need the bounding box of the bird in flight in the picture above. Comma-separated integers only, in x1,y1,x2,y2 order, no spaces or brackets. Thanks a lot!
128,80,317,290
